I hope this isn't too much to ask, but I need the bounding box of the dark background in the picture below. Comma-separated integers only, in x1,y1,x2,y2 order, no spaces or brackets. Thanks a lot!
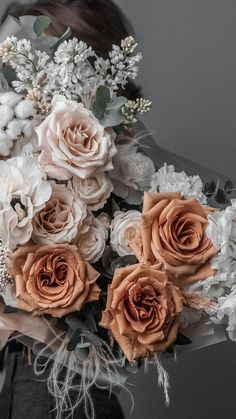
115,1,236,418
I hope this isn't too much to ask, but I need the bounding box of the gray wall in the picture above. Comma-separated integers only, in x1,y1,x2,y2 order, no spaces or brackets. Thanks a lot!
116,0,236,178
115,1,236,418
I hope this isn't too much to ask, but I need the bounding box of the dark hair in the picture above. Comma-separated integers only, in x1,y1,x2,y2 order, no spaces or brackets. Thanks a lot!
7,0,141,99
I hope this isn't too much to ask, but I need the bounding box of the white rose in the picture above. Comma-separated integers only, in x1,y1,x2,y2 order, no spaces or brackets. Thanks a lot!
109,143,155,205
32,181,87,244
110,210,141,256
150,163,206,204
0,156,52,250
37,95,117,180
72,172,113,211
75,215,108,263
206,200,236,258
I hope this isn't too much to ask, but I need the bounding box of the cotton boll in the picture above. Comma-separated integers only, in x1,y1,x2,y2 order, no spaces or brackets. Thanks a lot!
0,105,14,128
0,91,22,107
6,119,22,139
14,99,36,119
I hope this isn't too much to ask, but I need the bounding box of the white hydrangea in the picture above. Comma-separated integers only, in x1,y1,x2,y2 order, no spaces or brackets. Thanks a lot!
110,210,141,257
150,163,206,204
0,156,52,250
206,200,236,258
110,143,155,205
216,285,236,341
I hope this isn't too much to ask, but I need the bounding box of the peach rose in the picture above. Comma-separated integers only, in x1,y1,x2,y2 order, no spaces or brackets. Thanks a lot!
7,243,100,317
37,96,117,180
131,192,217,287
100,263,183,361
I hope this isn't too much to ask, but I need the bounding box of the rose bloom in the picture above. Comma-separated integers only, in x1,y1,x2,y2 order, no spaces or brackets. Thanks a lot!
75,214,108,263
110,210,142,257
7,243,100,317
130,192,217,287
37,96,117,180
72,172,113,211
32,181,87,245
100,263,183,361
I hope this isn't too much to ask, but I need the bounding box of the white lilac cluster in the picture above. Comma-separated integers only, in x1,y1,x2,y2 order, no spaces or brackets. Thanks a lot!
150,163,207,204
95,36,142,92
45,39,96,100
0,36,50,94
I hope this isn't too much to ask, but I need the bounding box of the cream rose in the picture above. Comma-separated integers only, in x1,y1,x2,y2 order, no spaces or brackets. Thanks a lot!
37,96,117,180
75,215,108,263
110,210,141,257
32,181,87,244
72,172,113,211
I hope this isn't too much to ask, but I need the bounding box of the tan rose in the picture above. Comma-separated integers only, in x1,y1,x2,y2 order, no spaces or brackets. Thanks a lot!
131,192,217,287
32,181,87,245
100,263,183,361
7,243,100,317
37,96,117,180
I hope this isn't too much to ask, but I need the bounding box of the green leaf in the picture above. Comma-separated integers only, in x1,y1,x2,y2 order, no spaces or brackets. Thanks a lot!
3,306,18,314
225,180,234,193
111,197,120,214
101,96,127,128
49,27,72,53
33,16,51,38
92,86,111,121
82,331,102,348
2,65,16,86
67,328,82,352
65,315,89,332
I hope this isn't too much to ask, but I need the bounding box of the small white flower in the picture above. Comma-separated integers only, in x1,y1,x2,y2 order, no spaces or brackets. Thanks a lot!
110,210,141,256
75,215,108,263
110,143,155,205
150,163,206,204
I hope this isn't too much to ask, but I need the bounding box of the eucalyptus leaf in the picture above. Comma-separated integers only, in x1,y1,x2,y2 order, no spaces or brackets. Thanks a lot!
92,86,111,120
82,331,103,348
111,197,120,214
75,346,90,362
101,96,127,128
65,316,90,333
77,341,91,349
111,255,138,272
2,65,16,86
67,328,83,352
33,16,51,38
49,27,72,54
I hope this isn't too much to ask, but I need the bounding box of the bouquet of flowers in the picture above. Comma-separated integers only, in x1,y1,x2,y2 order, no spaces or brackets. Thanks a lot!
0,15,235,419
